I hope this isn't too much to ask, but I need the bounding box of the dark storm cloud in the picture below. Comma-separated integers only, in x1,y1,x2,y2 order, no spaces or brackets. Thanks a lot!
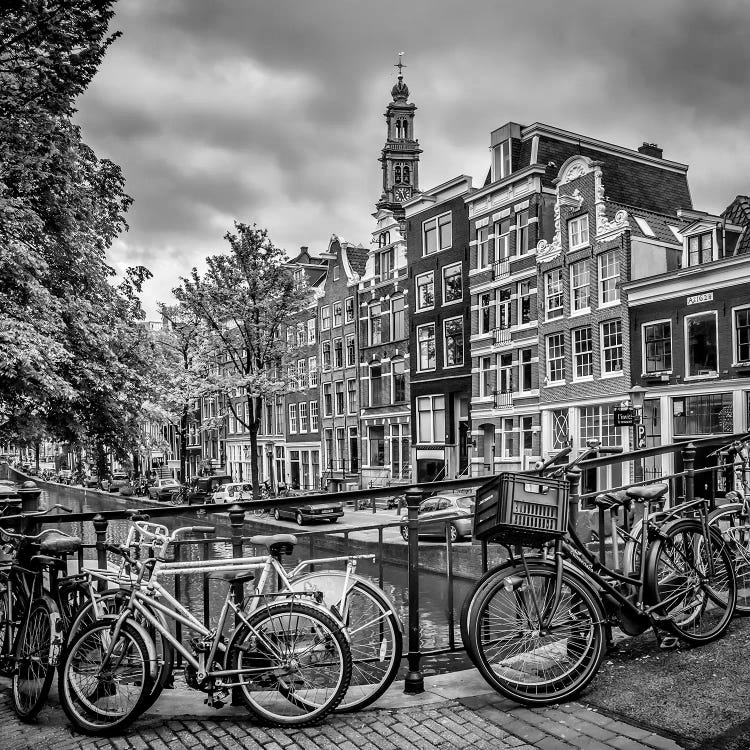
73,0,750,314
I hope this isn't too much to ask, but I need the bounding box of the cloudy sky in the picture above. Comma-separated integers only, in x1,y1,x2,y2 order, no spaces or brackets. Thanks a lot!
74,0,750,317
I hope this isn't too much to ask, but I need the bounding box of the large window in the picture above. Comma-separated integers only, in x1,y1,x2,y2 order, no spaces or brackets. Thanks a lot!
518,280,532,324
580,405,622,448
573,327,593,379
416,271,434,310
346,335,356,367
515,209,529,255
443,263,463,304
686,312,717,376
479,356,493,398
368,426,385,466
335,380,345,415
643,321,672,373
347,379,357,414
333,302,343,327
423,212,452,255
477,226,491,268
392,359,406,402
307,318,316,344
391,295,405,340
546,333,565,383
298,401,308,432
345,296,355,323
310,401,319,431
498,353,513,394
416,395,446,443
673,393,733,435
687,232,713,266
390,424,409,479
601,320,623,375
375,248,394,281
368,302,381,345
552,409,569,450
734,307,750,363
288,403,297,434
520,348,533,392
599,250,620,304
479,293,492,334
333,338,343,368
495,218,512,261
297,358,307,387
443,317,464,367
499,418,516,458
497,289,512,330
322,341,331,370
369,365,382,406
570,260,590,313
545,269,563,320
321,306,331,330
417,323,436,371
568,215,589,250
323,383,332,416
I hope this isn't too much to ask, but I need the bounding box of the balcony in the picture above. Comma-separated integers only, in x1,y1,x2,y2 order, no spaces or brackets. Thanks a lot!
493,325,511,346
492,259,510,280
493,390,513,410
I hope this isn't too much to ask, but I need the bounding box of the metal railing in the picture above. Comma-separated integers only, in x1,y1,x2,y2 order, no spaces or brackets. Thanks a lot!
493,389,513,409
492,259,510,280
492,325,511,346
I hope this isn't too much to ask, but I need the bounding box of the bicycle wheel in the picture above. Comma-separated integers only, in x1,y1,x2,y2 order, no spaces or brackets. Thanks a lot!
292,572,403,711
467,562,606,706
708,503,750,615
645,519,736,644
11,595,58,721
59,619,155,735
226,599,351,727
68,588,174,711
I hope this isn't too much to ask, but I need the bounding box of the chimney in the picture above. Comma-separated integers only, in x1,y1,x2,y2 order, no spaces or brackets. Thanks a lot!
300,245,308,254
638,142,663,159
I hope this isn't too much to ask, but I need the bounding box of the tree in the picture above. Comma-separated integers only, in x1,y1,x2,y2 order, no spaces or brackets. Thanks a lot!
173,223,311,497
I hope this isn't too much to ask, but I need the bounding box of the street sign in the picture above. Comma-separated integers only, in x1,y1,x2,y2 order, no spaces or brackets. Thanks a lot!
614,407,640,427
636,424,647,449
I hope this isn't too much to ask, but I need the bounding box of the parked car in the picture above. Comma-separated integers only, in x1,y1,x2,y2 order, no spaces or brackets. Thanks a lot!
272,495,344,526
188,475,232,504
108,472,131,492
399,492,475,542
148,478,180,501
212,482,254,503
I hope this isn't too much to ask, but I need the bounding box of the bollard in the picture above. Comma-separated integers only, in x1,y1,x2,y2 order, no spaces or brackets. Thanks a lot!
683,443,696,505
93,514,108,591
566,467,582,535
404,488,424,695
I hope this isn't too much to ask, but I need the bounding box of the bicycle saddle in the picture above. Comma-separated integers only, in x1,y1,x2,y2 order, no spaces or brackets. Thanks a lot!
40,532,82,555
208,569,255,584
626,484,668,503
593,490,630,510
249,534,297,556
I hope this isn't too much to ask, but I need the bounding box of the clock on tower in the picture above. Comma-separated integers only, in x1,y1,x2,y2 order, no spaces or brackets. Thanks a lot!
395,186,411,202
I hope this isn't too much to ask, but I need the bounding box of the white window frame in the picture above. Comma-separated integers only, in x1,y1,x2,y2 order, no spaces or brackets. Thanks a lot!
288,403,297,434
572,326,593,381
346,334,356,367
298,401,308,432
684,310,719,379
416,394,446,443
417,322,436,372
320,305,331,330
416,270,435,311
499,418,517,459
442,262,463,305
479,292,492,335
422,211,452,255
479,355,493,398
494,218,511,261
568,215,589,250
515,209,529,255
477,226,491,268
443,316,464,368
546,333,565,384
545,269,563,320
308,356,318,387
732,305,750,366
310,401,319,431
307,318,316,344
333,301,343,327
347,378,357,414
598,250,620,306
391,294,406,340
345,296,355,323
570,260,590,314
600,319,624,377
641,318,672,374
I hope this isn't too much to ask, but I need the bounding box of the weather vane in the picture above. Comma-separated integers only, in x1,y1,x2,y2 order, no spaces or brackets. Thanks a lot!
395,52,406,76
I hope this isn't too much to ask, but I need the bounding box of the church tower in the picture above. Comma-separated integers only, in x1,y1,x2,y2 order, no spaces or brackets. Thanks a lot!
377,56,421,221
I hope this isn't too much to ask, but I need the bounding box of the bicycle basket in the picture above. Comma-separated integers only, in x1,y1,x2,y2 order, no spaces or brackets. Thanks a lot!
473,472,569,546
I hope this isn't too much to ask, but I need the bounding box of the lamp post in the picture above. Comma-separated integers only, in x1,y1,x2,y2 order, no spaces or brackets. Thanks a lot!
629,385,647,484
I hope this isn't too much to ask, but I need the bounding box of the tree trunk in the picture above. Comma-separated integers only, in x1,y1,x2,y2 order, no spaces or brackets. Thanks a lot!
247,395,262,501
179,404,188,484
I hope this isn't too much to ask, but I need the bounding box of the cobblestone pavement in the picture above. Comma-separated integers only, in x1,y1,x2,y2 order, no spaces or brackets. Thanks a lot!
0,684,685,750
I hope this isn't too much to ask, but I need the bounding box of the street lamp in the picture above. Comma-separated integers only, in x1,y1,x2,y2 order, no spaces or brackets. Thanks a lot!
629,385,647,484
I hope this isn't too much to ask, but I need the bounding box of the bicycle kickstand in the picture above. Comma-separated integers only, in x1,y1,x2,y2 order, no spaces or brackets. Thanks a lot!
651,624,679,651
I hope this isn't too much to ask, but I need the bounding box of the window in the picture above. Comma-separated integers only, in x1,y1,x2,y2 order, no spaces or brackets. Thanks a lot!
345,296,355,323
601,320,623,375
546,333,565,383
376,248,395,280
497,288,512,329
643,322,672,373
347,379,357,414
297,358,307,388
518,280,532,324
324,429,333,470
495,218,512,261
686,312,717,376
307,318,316,344
416,395,445,443
477,226,491,268
346,335,356,366
444,317,464,367
687,233,713,266
416,271,434,310
521,416,533,453
499,418,516,458
390,424,409,479
479,293,492,334
417,323,436,371
334,338,343,368
335,380,345,415
321,306,331,330
323,383,332,416
391,295,405,340
333,265,340,281
580,405,622,448
568,215,589,250
287,363,297,389
498,353,513,393
349,427,359,473
443,263,463,303
673,393,733,435
480,356,493,398
368,426,385,466
570,260,590,313
392,359,406,402
370,364,382,406
599,250,620,304
368,301,381,345
545,269,563,320
423,212,452,255
495,139,511,179
288,403,297,434
736,308,750,363
520,348,533,392
296,324,305,347
310,401,319,431
336,428,345,470
515,210,529,255
308,356,318,386
552,409,569,450
298,401,308,432
322,341,331,370
573,327,593,379
333,302,343,327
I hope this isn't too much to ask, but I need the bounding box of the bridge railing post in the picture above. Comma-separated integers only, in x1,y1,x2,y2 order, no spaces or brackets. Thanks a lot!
404,487,424,695
683,443,696,505
566,467,582,536
92,514,108,589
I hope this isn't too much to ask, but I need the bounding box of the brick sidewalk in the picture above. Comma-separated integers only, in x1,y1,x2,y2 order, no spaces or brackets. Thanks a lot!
0,676,684,750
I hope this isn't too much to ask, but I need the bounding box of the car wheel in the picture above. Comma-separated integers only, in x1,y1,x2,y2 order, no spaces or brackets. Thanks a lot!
400,526,409,542
447,523,461,543
274,508,281,521
296,512,304,526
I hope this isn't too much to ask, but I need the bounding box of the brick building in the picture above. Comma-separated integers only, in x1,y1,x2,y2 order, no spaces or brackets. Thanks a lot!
405,175,474,482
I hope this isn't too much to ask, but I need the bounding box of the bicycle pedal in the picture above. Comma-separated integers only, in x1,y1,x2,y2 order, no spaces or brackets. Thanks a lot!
659,636,680,651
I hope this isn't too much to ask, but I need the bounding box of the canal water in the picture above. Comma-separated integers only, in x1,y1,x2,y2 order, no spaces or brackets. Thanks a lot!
30,483,476,662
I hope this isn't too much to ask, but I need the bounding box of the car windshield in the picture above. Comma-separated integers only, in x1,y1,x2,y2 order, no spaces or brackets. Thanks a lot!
456,497,474,509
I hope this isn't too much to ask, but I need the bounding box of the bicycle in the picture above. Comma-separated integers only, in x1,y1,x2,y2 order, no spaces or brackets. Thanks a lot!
59,520,352,734
169,484,190,506
460,444,736,706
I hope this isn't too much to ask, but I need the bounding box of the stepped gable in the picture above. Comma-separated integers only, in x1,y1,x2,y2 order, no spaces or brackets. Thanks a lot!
722,195,750,255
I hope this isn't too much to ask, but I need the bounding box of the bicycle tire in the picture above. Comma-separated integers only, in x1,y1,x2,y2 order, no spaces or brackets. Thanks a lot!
68,588,174,711
645,518,736,644
467,561,606,706
11,595,58,721
225,599,351,727
707,502,750,615
0,573,25,673
291,572,403,711
59,618,155,735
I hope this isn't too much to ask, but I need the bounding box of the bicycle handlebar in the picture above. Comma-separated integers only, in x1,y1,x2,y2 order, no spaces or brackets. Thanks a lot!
191,526,215,534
